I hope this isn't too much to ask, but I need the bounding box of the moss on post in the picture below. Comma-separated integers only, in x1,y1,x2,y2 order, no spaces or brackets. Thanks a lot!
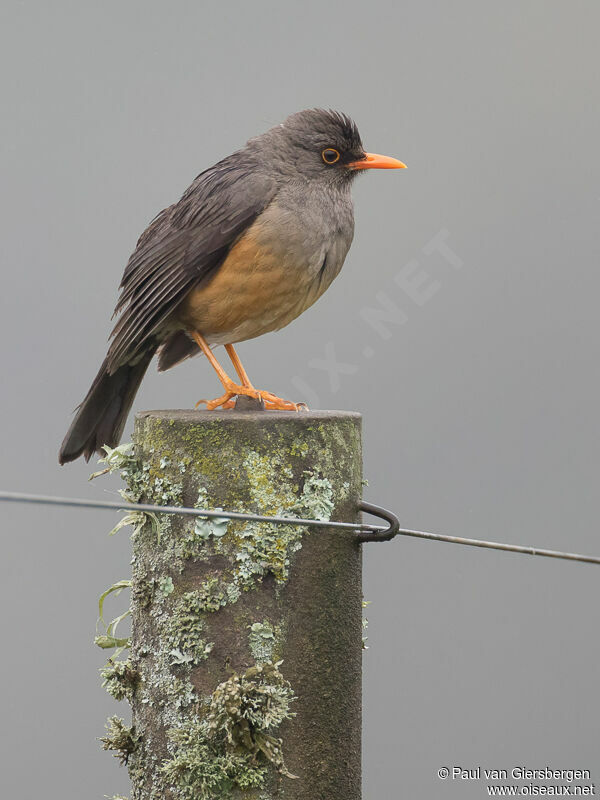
125,409,362,799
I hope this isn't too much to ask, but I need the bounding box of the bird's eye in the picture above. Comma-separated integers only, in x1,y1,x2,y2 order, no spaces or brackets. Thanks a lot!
322,148,340,165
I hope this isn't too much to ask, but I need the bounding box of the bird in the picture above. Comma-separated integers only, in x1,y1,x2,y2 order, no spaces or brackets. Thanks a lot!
59,108,406,464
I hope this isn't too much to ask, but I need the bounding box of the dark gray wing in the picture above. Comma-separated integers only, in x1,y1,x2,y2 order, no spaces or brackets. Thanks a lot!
106,154,277,372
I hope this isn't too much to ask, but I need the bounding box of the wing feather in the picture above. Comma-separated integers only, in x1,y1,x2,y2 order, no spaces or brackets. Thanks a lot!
106,154,277,372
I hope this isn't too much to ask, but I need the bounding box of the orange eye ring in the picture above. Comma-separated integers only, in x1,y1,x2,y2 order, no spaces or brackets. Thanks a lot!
322,148,340,165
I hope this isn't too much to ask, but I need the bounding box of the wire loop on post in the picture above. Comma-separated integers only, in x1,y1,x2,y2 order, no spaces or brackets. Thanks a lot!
357,502,400,542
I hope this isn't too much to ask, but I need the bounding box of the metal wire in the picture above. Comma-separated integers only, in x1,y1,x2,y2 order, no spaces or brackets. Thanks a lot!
1,489,599,566
0,490,382,533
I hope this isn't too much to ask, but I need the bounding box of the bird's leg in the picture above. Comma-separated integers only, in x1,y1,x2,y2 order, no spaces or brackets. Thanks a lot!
191,332,249,409
224,344,254,388
191,332,301,411
224,344,306,410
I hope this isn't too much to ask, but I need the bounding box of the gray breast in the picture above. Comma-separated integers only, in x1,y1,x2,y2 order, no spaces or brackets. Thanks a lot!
268,179,355,288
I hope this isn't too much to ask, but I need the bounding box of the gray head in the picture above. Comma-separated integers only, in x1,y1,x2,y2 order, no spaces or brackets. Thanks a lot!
248,108,406,184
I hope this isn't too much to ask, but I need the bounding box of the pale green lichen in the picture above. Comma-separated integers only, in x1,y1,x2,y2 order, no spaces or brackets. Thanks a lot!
91,442,184,507
115,444,337,611
225,582,241,605
231,518,300,588
194,514,229,539
206,661,296,777
165,675,198,709
167,592,214,664
294,472,334,521
170,488,228,562
195,576,227,613
150,474,183,506
162,720,267,800
132,576,154,610
100,716,139,765
243,451,295,511
89,443,136,479
194,489,230,539
157,576,174,599
162,661,296,799
248,621,280,663
136,648,199,728
101,659,139,702
211,452,334,592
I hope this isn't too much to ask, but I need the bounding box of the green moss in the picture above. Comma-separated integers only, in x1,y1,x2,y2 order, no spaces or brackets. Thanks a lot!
101,659,139,702
100,716,139,765
289,439,309,457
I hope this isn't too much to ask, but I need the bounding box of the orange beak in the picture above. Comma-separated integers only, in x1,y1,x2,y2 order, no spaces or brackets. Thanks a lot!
348,152,407,170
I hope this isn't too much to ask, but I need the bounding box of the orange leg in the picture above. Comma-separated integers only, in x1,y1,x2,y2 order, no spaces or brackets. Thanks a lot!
225,344,253,388
191,332,303,411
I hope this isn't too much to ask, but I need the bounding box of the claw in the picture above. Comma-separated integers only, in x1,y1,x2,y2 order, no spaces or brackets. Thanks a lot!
195,395,236,410
196,380,302,411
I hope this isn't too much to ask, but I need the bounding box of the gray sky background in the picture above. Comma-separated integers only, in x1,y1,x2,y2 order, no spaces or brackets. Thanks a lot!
1,1,599,797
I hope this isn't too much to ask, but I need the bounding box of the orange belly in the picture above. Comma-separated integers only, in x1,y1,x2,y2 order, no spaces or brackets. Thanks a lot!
176,219,324,344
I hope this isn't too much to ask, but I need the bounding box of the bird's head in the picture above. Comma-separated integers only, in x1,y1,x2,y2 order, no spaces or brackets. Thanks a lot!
252,108,406,184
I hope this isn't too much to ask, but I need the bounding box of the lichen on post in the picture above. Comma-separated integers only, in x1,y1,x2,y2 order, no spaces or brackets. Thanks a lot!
118,409,362,799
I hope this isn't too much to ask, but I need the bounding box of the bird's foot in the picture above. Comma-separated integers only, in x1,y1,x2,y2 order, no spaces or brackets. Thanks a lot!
258,390,306,411
196,381,303,411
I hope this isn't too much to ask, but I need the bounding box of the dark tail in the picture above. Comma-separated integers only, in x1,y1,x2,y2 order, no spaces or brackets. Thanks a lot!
59,349,155,464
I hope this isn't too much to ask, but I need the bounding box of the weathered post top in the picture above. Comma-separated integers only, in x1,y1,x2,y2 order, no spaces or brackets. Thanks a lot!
127,409,363,800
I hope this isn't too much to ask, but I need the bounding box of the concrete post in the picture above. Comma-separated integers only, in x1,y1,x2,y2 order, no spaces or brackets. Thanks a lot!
124,409,362,800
